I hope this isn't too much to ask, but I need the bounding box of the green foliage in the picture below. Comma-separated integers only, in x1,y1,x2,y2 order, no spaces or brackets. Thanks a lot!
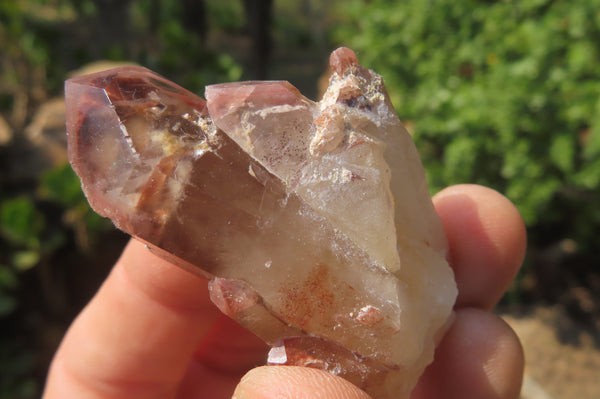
130,0,242,92
0,196,45,397
207,0,245,32
0,198,44,249
0,0,77,101
39,164,112,241
0,164,109,398
0,0,243,119
335,0,600,248
39,163,83,209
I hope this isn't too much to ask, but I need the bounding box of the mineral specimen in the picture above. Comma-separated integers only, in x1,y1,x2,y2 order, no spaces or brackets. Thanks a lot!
65,47,457,399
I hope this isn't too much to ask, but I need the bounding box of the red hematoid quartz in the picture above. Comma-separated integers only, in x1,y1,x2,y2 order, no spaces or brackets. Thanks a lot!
65,48,457,399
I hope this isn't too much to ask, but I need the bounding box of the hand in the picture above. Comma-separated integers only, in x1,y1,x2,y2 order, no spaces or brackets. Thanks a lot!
43,184,526,399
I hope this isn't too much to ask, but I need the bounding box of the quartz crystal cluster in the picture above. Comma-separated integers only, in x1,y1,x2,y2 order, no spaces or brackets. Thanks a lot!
65,47,457,399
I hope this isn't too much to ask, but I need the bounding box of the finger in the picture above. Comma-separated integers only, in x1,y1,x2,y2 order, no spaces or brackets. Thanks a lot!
412,308,524,399
194,313,268,372
433,184,527,310
175,314,268,398
125,243,268,375
44,239,221,399
232,366,372,399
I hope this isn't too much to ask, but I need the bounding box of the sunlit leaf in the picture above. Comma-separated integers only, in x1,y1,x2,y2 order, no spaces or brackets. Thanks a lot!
12,251,39,271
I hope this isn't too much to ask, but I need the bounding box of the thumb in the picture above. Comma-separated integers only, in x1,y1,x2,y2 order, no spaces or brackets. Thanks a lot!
232,366,372,399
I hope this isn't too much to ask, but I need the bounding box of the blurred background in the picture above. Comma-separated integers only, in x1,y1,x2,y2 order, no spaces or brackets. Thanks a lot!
0,1,599,398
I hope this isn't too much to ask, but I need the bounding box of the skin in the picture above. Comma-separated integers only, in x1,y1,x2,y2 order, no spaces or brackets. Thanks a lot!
43,184,527,399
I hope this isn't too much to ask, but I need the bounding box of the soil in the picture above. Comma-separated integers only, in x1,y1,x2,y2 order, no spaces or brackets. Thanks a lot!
501,306,600,399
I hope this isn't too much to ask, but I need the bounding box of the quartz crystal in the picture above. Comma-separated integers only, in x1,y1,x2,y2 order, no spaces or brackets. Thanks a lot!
65,47,457,399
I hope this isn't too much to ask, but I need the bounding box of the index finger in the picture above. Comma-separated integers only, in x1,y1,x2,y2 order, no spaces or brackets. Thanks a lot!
433,184,527,310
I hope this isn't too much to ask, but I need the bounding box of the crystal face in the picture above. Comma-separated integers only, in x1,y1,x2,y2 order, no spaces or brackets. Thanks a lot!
65,48,457,399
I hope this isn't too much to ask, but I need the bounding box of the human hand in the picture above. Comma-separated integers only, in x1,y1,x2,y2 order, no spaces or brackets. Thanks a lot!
42,184,526,399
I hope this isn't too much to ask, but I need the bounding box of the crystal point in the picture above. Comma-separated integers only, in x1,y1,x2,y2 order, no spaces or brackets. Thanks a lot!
66,48,457,399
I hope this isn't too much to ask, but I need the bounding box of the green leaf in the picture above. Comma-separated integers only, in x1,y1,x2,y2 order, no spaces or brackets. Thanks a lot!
575,159,600,189
39,164,85,208
443,136,478,184
12,251,40,271
0,197,44,248
549,134,575,173
218,54,243,82
567,41,597,75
